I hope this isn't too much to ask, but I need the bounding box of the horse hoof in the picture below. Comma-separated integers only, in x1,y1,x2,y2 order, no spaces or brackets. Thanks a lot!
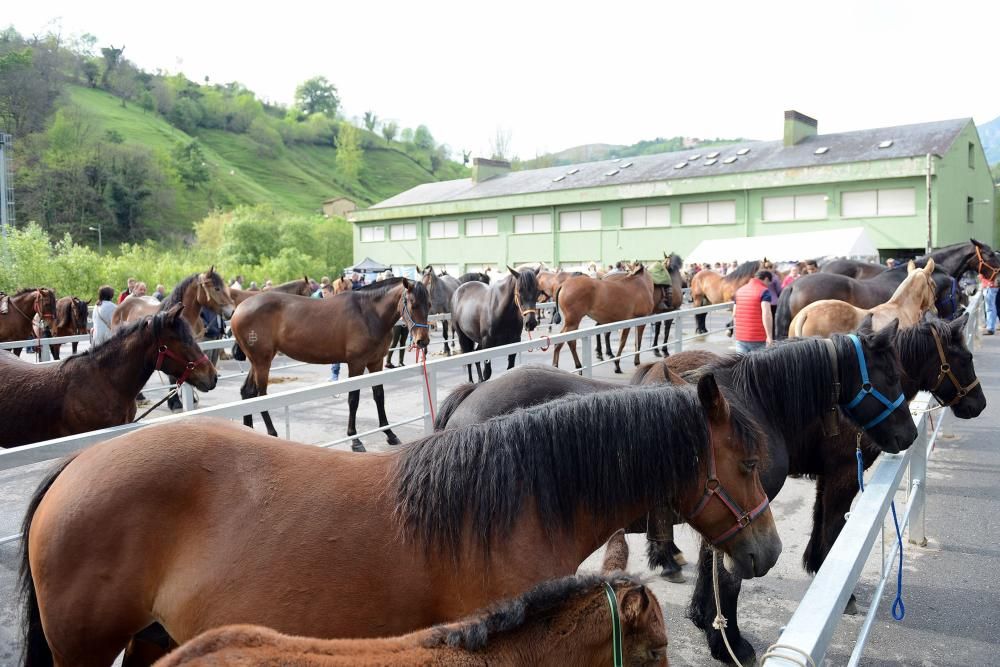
385,362,395,369
387,434,402,446
660,568,686,584
710,634,756,667
614,366,623,374
351,441,366,452
672,552,687,566
844,595,859,616
653,349,662,357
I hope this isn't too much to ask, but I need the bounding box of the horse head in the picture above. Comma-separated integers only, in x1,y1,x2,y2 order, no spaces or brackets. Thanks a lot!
36,288,57,325
152,304,218,392
508,266,539,332
400,278,431,349
970,238,1000,281
914,312,986,419
199,266,236,319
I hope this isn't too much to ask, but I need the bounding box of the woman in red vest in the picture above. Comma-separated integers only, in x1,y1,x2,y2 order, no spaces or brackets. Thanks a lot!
733,270,774,353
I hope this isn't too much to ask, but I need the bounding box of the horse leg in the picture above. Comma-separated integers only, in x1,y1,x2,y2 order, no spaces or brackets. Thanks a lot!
507,352,516,370
71,340,79,355
595,334,604,361
442,319,451,356
652,322,662,357
240,373,258,429
634,323,646,367
661,319,673,356
481,359,492,382
646,510,685,583
805,467,864,615
249,356,278,437
612,327,630,374
604,331,613,357
371,382,401,446
689,540,756,666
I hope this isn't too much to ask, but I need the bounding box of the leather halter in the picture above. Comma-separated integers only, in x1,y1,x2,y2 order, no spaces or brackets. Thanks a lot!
155,339,210,386
398,288,428,338
197,274,231,309
974,245,1000,282
928,327,980,407
513,285,537,319
685,430,769,546
841,334,906,430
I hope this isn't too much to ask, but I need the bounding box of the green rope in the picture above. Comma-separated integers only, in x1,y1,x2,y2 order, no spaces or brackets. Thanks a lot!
603,582,624,667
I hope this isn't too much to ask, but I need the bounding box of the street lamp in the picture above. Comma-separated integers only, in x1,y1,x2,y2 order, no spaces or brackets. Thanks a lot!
88,224,102,253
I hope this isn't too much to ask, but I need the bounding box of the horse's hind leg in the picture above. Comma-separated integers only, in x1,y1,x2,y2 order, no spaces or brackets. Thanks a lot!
442,319,451,356
595,335,604,361
652,322,662,357
612,327,631,374
634,324,646,367
661,319,673,356
240,374,258,429
346,362,366,451
689,540,755,666
371,382,401,446
604,332,613,358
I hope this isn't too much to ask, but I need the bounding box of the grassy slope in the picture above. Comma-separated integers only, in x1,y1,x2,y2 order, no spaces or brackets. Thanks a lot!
64,85,444,227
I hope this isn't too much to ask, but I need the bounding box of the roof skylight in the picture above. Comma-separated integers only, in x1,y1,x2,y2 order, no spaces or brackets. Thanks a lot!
736,148,750,155
723,156,738,164
674,162,687,169
552,175,566,182
567,168,580,175
704,158,718,165
688,154,701,160
878,140,894,149
621,161,634,168
814,146,829,155
605,169,620,176
707,151,720,159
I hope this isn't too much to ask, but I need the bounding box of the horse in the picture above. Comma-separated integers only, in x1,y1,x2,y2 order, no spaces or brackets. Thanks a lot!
688,261,760,334
551,265,655,374
536,269,581,303
775,239,1000,336
232,276,312,305
450,266,539,382
0,305,217,448
458,271,490,285
112,267,236,338
47,296,90,360
21,374,778,666
820,258,886,279
789,259,937,337
229,277,430,451
650,253,684,357
155,530,669,667
420,265,460,356
0,287,57,357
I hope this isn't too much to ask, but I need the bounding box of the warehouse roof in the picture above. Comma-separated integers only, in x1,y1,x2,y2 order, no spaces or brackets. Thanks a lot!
369,118,970,210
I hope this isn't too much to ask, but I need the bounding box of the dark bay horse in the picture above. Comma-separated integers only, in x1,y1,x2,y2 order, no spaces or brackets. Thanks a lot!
821,258,886,279
551,266,655,373
689,261,760,334
21,375,778,666
421,265,460,356
48,296,90,360
458,271,490,285
776,239,1000,337
230,277,430,451
450,267,539,382
156,532,669,667
650,253,685,357
231,276,312,305
0,305,217,448
0,287,57,357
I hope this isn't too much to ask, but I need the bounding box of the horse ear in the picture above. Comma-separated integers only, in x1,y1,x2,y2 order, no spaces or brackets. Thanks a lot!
923,258,935,275
600,529,628,573
534,266,541,276
858,313,875,334
696,373,729,422
907,260,916,274
401,277,413,290
871,318,899,348
208,265,215,275
507,265,519,279
971,238,982,247
664,251,668,259
303,275,309,284
619,585,652,625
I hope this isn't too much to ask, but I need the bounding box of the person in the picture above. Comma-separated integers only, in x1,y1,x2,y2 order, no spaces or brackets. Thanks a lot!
781,265,801,289
886,258,898,269
92,285,117,347
248,281,259,291
981,275,998,335
118,278,136,304
607,261,627,276
153,284,166,301
733,270,774,353
134,282,148,297
263,280,274,290
804,260,819,274
230,275,244,291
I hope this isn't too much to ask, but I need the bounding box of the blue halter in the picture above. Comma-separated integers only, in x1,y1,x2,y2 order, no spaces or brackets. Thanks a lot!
842,334,905,430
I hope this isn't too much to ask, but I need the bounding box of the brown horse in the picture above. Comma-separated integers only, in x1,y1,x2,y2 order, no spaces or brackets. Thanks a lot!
551,265,656,373
688,261,761,334
790,259,937,337
0,305,217,448
332,275,352,294
48,296,90,360
820,258,886,279
536,269,580,303
229,277,431,451
20,374,778,667
155,531,669,667
112,268,236,338
232,276,312,305
0,287,57,357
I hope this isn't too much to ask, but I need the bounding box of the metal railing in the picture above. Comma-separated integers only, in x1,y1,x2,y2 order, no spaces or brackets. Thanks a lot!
762,292,982,666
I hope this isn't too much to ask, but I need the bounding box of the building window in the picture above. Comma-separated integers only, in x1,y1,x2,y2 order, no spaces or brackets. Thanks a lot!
842,188,916,218
513,213,552,234
360,226,384,242
680,200,736,225
969,142,975,169
968,196,975,224
428,220,459,239
389,223,416,241
762,194,827,221
465,217,498,237
559,209,601,232
622,205,670,228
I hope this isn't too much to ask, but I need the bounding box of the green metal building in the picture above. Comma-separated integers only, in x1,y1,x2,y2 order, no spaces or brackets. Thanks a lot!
349,111,996,273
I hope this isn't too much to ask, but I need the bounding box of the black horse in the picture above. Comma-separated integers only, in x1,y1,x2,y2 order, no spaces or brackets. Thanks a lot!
450,267,539,382
421,265,460,356
776,239,1000,336
458,271,490,285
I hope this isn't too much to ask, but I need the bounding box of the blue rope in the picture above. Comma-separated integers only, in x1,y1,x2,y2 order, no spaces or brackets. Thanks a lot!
857,447,905,621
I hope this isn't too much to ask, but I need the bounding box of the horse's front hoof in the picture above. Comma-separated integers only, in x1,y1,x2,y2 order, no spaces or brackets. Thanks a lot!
385,362,395,369
351,440,366,452
653,349,662,357
844,594,859,616
669,544,687,566
614,365,623,374
386,433,402,446
709,632,756,667
660,568,686,584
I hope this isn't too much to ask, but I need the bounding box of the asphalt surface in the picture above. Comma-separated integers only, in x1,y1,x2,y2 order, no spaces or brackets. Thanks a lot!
1,310,997,666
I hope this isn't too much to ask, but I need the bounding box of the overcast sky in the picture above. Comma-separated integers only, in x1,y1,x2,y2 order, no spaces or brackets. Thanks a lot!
7,1,999,160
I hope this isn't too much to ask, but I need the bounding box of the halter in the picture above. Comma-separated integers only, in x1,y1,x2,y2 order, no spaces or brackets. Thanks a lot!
974,245,1000,282
155,341,210,386
927,327,980,407
602,583,624,667
685,430,769,546
512,286,537,319
935,276,958,320
197,274,230,309
842,334,906,430
398,289,429,339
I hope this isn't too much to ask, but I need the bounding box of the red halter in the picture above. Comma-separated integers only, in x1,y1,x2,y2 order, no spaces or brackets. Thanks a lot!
155,344,210,387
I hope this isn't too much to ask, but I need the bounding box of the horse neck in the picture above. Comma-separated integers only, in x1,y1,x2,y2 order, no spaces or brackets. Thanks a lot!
179,281,205,327
895,326,935,400
491,279,519,320
887,275,930,310
928,245,972,278
370,283,405,328
81,326,161,399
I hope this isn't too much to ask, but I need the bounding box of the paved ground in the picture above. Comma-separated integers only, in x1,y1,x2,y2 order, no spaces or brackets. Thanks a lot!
1,310,997,666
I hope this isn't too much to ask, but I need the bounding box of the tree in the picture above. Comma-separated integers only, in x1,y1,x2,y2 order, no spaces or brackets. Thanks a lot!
414,125,435,151
335,122,363,183
363,110,378,132
381,121,398,143
490,126,513,161
171,140,210,188
294,76,339,117
81,59,99,87
99,44,124,89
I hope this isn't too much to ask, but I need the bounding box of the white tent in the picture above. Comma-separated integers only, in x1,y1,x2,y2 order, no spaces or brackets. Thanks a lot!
687,227,879,264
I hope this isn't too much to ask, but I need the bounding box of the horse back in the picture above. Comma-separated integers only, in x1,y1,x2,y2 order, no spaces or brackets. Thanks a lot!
0,354,67,447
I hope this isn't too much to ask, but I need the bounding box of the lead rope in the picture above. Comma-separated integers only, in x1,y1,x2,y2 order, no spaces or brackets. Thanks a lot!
711,549,745,666
602,582,624,667
856,433,905,620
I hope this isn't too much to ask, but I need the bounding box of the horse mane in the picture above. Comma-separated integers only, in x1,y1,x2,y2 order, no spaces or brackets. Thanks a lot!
722,260,760,284
12,287,47,297
352,277,429,307
393,384,764,560
668,253,683,273
423,573,640,651
895,317,957,379
511,268,538,297
64,311,195,371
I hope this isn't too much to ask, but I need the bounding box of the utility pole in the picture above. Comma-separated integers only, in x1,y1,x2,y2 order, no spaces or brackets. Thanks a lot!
89,224,103,253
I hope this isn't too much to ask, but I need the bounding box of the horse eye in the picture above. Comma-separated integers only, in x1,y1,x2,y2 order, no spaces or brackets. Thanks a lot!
742,459,758,473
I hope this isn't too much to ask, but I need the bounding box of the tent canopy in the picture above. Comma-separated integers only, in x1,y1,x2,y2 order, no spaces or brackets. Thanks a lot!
345,257,391,273
687,227,879,264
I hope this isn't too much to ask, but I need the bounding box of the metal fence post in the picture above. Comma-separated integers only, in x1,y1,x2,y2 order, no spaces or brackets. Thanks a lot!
40,341,51,361
581,334,593,378
908,423,929,547
672,314,683,354
181,383,194,411
422,365,438,434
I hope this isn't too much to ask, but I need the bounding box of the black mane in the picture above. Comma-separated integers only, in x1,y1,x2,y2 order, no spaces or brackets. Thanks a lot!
65,311,195,371
11,287,48,297
393,384,764,559
668,253,684,273
424,573,641,651
722,260,761,283
352,277,429,308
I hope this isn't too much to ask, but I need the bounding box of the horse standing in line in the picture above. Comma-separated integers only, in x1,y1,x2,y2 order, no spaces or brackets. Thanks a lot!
450,267,539,382
536,269,581,303
458,271,490,285
230,277,430,451
0,305,217,448
421,265,460,356
48,296,90,360
155,531,669,667
231,276,313,305
20,374,777,666
820,258,887,279
112,268,236,339
649,253,685,357
688,260,761,334
551,265,655,374
0,287,57,357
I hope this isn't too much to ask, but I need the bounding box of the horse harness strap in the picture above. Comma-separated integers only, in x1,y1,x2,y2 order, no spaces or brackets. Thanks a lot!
929,327,980,407
843,334,906,430
398,290,428,337
974,245,1000,282
685,432,769,546
602,583,624,667
155,343,209,387
513,289,537,318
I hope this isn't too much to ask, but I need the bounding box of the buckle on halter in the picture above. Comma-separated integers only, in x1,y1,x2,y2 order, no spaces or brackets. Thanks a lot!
705,478,720,491
861,382,872,393
738,512,752,527
940,363,950,372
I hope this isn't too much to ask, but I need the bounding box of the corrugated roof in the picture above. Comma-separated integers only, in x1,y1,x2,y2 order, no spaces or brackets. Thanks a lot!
369,118,969,210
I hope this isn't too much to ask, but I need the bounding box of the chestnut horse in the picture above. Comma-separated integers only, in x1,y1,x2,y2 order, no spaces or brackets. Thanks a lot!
551,265,655,373
48,296,90,360
21,375,778,667
688,261,760,334
231,276,312,305
536,269,580,303
230,277,430,451
0,305,217,448
156,531,669,667
0,287,57,357
332,275,352,294
790,259,937,337
112,268,236,338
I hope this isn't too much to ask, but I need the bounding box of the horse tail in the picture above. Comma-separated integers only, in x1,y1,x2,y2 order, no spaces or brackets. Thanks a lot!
20,455,78,667
791,309,806,338
774,284,794,340
433,382,480,431
552,286,563,326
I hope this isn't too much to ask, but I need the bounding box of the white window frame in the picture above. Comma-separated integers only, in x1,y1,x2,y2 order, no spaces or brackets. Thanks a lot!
428,220,459,239
622,205,670,229
841,188,916,218
514,213,552,234
559,209,601,232
762,194,827,222
465,217,498,237
389,223,416,241
360,225,385,242
680,200,736,226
